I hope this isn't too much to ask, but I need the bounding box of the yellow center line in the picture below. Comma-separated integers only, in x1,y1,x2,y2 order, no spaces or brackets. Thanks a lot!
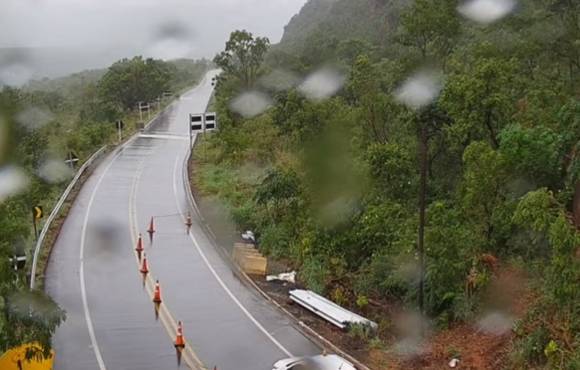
128,154,207,370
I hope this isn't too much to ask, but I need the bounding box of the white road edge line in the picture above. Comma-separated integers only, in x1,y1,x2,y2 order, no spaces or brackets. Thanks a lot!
172,155,293,358
80,150,125,370
128,147,205,370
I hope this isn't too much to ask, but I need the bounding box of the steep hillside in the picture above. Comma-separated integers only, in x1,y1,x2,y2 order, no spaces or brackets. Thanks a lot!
279,0,407,50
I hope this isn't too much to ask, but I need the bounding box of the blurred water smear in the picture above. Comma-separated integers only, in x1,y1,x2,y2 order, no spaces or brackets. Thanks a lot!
147,21,196,60
38,159,73,184
16,106,54,131
458,0,517,24
477,311,514,335
0,166,29,202
298,67,345,101
395,70,443,110
230,91,272,118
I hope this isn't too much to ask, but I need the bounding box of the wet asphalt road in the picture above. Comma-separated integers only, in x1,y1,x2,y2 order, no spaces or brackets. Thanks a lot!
45,71,320,370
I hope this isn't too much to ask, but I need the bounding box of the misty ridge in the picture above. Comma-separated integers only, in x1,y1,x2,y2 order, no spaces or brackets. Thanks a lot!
0,0,308,86
0,44,196,86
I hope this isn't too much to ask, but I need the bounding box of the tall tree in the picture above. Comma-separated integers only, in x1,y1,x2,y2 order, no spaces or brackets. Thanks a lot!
396,0,459,317
397,0,460,61
98,56,173,111
214,30,270,88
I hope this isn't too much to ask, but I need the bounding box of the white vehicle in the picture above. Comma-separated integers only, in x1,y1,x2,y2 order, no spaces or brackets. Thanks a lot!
272,354,357,370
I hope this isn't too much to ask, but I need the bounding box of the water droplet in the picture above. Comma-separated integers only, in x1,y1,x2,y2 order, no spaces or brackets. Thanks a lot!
147,21,196,60
16,107,54,131
38,159,73,184
476,311,514,335
0,49,33,86
0,166,29,202
230,91,272,118
395,70,443,110
298,68,345,101
458,0,516,24
0,64,33,87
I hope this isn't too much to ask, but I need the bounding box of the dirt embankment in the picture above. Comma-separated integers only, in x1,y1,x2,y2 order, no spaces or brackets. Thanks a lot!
189,153,534,370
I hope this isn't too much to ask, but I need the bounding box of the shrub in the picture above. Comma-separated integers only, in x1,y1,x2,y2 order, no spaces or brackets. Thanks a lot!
299,257,328,294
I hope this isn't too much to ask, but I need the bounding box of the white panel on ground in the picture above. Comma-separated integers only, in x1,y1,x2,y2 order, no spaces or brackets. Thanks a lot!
289,289,378,330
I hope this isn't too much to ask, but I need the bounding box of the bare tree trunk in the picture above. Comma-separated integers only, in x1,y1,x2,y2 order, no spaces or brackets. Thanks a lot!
418,124,428,318
573,180,580,229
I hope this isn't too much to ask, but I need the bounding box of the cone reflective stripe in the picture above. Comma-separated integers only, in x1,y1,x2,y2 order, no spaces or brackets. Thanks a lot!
153,280,162,303
185,214,192,228
135,233,144,259
174,321,185,348
140,253,149,274
135,234,143,251
147,217,155,234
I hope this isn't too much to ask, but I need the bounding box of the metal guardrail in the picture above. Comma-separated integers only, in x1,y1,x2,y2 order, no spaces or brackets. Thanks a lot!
28,91,180,291
290,289,378,331
29,146,108,290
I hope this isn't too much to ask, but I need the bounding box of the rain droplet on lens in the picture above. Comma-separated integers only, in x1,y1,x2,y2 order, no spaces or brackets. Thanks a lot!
476,311,514,335
393,337,426,358
16,107,54,131
157,22,191,40
0,49,33,86
298,67,345,101
0,64,33,87
394,70,443,110
38,159,73,184
147,21,195,60
0,166,29,202
458,0,517,24
230,91,272,118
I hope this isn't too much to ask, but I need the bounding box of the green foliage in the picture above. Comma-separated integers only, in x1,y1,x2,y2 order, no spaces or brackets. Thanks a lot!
99,56,173,111
255,167,303,223
546,214,580,307
199,1,580,364
424,202,475,318
354,251,410,299
441,54,518,148
214,30,270,88
348,322,374,344
397,0,460,59
347,55,405,144
1,54,207,356
500,124,564,188
511,325,551,367
461,141,512,250
0,289,66,358
513,189,557,233
356,294,369,309
300,256,328,294
258,224,293,258
365,142,416,201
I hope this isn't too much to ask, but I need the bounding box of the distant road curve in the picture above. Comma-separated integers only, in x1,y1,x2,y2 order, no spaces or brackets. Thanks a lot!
45,70,320,370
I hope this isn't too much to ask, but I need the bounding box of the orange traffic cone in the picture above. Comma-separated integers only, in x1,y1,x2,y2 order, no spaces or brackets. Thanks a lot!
135,233,144,259
147,217,155,235
174,321,185,348
153,280,162,303
140,253,149,274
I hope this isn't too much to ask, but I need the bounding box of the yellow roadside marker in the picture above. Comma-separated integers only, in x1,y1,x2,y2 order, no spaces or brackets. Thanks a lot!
0,343,54,370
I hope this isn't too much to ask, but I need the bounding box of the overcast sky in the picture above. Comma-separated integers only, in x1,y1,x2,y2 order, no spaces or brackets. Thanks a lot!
0,0,307,80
